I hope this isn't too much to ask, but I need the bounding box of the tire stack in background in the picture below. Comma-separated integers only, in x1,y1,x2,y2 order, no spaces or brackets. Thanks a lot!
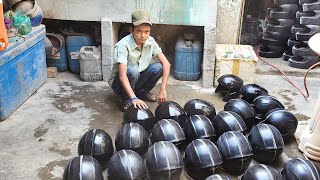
259,0,298,58
287,0,320,69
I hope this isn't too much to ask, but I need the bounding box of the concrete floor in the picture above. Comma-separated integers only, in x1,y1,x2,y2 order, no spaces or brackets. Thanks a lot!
0,57,320,180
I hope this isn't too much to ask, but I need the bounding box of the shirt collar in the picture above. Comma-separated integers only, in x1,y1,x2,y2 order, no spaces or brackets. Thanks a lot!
129,34,152,50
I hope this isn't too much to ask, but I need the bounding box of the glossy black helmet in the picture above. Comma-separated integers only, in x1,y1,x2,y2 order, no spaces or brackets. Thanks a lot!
212,111,247,137
224,99,256,129
78,129,114,168
115,122,149,156
215,74,243,102
123,106,156,132
253,95,285,118
184,115,216,142
217,131,253,175
146,141,183,180
281,158,320,180
150,119,186,149
240,84,268,104
107,150,147,180
185,139,223,180
63,155,103,180
248,123,284,164
241,164,282,180
263,108,298,140
155,101,188,128
184,99,216,121
205,174,231,180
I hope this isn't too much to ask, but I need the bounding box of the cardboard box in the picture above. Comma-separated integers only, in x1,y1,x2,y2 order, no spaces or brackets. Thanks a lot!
215,44,258,86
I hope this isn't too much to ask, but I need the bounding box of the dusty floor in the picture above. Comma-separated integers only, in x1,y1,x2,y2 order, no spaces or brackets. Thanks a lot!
0,57,320,180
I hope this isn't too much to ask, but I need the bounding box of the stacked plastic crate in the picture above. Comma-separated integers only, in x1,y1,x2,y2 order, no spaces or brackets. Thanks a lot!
287,0,320,69
259,0,299,58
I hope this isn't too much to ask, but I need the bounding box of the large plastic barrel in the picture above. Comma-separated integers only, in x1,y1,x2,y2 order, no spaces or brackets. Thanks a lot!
66,35,94,74
79,46,102,81
46,33,68,72
174,31,203,81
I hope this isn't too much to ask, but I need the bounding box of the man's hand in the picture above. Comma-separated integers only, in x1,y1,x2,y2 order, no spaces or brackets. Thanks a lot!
156,53,170,104
158,89,167,104
131,98,148,109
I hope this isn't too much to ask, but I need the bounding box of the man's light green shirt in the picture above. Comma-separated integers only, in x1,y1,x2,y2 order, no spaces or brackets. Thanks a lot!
108,34,162,86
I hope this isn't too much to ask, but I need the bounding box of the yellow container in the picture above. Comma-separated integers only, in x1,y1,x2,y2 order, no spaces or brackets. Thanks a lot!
215,44,258,86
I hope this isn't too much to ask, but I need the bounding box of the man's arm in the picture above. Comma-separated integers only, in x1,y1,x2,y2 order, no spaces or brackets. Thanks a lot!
156,52,171,104
118,63,148,109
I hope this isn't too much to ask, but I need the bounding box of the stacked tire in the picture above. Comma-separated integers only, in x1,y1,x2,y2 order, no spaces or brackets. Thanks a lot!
259,0,298,58
287,0,320,69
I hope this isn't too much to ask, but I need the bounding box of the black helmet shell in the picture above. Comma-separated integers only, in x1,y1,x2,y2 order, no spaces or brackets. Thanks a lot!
184,99,216,121
281,158,320,180
123,106,156,132
241,164,282,180
115,122,149,156
155,101,188,127
107,150,147,180
146,141,183,180
240,84,268,104
264,108,298,140
184,115,216,142
217,131,253,174
205,174,231,180
224,99,256,129
253,95,285,117
212,111,247,136
78,129,114,168
185,139,223,180
215,74,243,102
150,119,186,148
63,155,103,180
248,123,284,164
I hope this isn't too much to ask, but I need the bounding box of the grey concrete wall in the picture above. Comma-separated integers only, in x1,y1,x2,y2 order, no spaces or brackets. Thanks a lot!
101,18,113,82
216,0,245,44
203,24,217,87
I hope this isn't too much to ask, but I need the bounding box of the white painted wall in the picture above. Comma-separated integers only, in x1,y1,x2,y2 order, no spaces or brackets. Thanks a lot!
37,0,217,26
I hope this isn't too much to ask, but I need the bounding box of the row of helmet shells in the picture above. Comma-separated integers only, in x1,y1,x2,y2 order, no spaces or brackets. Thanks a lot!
62,74,318,179
63,151,320,180
215,74,298,139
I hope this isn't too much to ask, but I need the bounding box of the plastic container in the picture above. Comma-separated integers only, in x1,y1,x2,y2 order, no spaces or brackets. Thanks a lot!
174,34,203,81
79,46,102,81
66,35,94,74
46,33,68,72
0,0,9,51
28,2,43,27
0,25,46,121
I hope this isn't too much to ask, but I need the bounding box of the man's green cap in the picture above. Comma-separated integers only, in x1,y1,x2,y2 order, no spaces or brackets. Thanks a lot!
132,9,152,26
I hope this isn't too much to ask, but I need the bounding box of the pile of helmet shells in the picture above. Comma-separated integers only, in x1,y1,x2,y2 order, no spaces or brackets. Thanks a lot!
63,74,318,180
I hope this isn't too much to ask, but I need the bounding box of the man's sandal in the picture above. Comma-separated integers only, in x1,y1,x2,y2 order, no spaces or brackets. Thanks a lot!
138,92,157,102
